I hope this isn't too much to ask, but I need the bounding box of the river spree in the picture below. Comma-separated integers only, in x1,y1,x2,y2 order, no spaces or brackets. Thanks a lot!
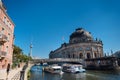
30,65,120,80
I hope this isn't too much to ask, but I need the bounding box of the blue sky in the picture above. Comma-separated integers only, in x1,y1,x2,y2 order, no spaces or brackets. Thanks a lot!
3,0,120,58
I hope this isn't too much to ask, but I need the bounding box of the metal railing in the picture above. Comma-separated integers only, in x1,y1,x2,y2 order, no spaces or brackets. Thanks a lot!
20,64,28,80
33,58,83,63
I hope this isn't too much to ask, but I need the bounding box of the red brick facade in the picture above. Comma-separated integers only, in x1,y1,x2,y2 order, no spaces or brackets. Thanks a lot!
0,1,15,71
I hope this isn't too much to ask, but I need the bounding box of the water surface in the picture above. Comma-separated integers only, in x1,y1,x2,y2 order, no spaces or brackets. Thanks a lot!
30,66,120,80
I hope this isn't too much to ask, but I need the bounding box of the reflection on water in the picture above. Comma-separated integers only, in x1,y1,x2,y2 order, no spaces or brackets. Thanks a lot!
86,70,120,80
30,66,120,80
30,71,62,80
61,73,86,80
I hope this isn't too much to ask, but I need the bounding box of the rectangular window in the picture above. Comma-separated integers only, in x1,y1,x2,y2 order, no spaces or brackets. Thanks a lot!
8,33,10,41
86,47,90,51
3,17,6,23
1,28,4,34
6,46,8,54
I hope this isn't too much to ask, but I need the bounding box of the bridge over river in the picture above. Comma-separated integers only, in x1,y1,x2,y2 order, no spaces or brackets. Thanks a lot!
32,58,84,65
30,57,120,70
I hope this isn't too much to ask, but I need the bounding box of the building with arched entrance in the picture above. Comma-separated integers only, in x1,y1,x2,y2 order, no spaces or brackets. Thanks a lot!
49,28,103,59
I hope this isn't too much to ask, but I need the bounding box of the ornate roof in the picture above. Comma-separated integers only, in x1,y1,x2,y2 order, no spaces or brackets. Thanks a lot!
69,28,93,43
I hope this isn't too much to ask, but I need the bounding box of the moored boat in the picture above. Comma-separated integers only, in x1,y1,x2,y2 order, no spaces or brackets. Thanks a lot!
62,64,85,73
43,64,63,74
30,66,42,72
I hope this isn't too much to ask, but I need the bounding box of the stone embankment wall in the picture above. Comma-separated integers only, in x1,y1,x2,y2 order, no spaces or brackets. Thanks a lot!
24,64,33,80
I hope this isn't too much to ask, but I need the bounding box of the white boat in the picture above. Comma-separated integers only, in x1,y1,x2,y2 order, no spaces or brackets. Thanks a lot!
42,63,48,66
30,66,42,72
43,64,63,74
62,64,85,73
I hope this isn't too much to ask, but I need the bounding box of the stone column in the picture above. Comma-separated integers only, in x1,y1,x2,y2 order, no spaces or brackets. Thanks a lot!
97,47,100,58
93,52,95,58
92,47,95,58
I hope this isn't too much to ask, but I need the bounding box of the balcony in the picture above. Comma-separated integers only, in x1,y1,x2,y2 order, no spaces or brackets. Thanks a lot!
0,51,7,58
0,33,8,44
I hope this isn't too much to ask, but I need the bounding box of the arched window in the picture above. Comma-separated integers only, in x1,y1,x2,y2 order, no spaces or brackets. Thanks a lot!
73,54,75,58
79,53,83,58
68,54,70,58
87,53,91,59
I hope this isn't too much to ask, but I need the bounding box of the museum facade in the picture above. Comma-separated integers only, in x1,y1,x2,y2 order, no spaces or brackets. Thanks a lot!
49,28,103,59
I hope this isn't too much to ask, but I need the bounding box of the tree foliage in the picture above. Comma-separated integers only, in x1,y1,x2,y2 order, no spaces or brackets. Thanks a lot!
12,45,32,68
13,45,23,55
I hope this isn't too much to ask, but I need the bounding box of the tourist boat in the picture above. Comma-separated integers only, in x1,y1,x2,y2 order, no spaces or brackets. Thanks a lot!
42,62,48,66
43,64,63,74
62,64,85,73
30,66,42,72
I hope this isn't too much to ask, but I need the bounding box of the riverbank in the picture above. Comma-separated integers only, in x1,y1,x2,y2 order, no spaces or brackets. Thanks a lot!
24,64,33,80
3,63,34,80
0,63,26,80
0,67,23,80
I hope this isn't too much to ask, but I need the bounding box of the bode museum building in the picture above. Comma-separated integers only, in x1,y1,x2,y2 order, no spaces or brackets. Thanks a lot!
49,28,103,59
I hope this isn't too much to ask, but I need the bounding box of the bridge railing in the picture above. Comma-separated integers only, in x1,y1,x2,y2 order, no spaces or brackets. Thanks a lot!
48,58,83,62
33,58,83,63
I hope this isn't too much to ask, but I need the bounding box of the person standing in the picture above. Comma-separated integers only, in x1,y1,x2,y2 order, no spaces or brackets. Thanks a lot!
6,64,10,78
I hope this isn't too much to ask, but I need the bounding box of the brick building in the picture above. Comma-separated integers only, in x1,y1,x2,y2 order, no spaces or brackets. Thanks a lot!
0,0,15,72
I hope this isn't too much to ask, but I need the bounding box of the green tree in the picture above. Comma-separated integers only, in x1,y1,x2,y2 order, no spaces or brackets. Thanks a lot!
13,45,23,55
12,45,32,68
